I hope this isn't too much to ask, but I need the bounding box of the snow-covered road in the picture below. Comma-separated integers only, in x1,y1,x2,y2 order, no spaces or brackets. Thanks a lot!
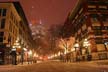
0,61,108,72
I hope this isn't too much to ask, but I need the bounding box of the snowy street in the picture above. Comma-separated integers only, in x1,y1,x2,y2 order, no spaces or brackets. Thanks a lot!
0,60,108,72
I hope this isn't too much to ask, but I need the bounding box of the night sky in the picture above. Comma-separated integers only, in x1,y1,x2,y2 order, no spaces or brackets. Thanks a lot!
0,0,77,27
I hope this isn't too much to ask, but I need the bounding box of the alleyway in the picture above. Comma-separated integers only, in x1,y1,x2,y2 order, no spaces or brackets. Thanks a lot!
0,60,108,72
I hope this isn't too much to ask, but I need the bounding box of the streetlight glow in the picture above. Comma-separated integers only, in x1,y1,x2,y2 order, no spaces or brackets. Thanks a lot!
83,39,90,48
28,50,32,55
74,43,79,48
23,48,27,51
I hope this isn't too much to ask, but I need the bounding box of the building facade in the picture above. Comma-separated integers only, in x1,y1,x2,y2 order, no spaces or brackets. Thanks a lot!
63,0,108,61
0,2,34,64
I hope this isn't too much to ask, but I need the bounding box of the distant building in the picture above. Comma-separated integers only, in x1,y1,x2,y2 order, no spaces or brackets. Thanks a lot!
29,22,47,41
62,0,108,61
0,2,34,64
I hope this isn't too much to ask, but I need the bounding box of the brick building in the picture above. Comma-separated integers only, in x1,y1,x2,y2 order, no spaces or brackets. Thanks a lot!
62,0,108,61
0,2,34,64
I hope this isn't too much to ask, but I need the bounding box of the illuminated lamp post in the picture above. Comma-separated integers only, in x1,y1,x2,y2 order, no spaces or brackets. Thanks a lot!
28,50,33,64
104,42,108,50
83,39,91,61
74,42,79,61
20,43,24,65
11,46,17,65
15,41,22,64
33,53,37,63
11,39,23,65
15,39,25,65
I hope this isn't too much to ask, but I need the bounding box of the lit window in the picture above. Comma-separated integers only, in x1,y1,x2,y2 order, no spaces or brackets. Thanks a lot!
88,5,96,8
99,6,107,9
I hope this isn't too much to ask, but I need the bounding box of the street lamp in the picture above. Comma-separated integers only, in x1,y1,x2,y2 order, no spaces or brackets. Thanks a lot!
28,50,33,64
83,39,90,54
11,46,17,65
83,39,91,61
74,43,79,51
104,42,108,50
74,42,79,61
11,38,25,65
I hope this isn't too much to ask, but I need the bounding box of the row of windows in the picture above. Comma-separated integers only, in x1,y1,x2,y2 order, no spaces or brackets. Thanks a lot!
0,6,33,48
88,5,108,9
76,28,108,41
9,12,25,38
92,26,108,30
95,38,103,44
10,12,19,27
9,21,18,37
9,9,30,47
74,14,108,30
88,0,108,5
88,8,108,12
94,30,102,35
90,14,108,23
92,26,108,36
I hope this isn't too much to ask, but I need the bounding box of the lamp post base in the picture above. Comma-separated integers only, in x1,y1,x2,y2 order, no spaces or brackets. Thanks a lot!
87,55,92,61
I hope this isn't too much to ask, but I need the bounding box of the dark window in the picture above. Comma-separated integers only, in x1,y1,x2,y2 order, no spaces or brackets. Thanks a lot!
98,8,107,11
92,26,101,30
105,1,108,3
93,26,102,35
0,32,4,36
102,26,108,30
88,8,96,11
2,9,7,16
91,14,98,18
88,1,97,5
82,29,87,35
1,19,5,29
0,37,3,42
101,14,108,22
94,30,102,36
98,1,108,5
90,14,99,22
95,38,103,44
0,9,2,16
8,35,11,42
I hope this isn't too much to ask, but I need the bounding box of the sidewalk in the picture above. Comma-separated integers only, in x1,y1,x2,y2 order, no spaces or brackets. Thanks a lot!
90,60,108,65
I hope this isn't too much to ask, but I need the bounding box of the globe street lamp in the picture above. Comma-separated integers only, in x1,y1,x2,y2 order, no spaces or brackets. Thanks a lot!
11,38,25,65
83,39,90,54
74,42,79,61
11,47,17,65
104,42,108,50
83,39,91,61
28,50,33,64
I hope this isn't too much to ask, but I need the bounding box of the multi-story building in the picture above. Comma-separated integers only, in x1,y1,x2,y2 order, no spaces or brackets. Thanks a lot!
0,2,34,64
62,0,108,61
